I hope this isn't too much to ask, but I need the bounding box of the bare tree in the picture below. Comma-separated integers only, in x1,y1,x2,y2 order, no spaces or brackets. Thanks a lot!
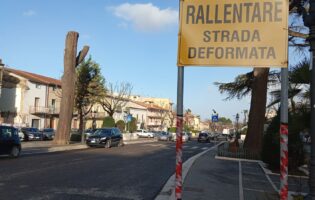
99,82,132,117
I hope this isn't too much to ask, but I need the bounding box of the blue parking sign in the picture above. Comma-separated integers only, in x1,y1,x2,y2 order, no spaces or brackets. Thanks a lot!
127,114,132,122
212,114,219,122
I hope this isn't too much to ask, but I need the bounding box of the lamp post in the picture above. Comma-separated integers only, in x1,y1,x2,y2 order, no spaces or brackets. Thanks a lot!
303,0,315,198
0,59,4,98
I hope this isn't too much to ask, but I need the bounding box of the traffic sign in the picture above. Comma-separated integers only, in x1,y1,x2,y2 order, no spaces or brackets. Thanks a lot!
212,114,219,122
127,114,132,122
177,0,288,68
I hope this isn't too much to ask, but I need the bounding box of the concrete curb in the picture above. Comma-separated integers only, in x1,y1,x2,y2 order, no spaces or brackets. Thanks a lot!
154,142,224,200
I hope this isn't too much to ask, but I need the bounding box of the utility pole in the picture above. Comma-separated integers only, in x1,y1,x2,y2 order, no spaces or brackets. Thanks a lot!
303,1,315,198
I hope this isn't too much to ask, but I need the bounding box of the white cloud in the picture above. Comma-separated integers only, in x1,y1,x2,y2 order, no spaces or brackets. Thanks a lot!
23,10,36,16
109,3,178,32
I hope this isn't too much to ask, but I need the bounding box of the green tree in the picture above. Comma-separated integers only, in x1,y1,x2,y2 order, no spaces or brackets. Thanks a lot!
102,116,115,127
75,57,105,141
267,59,310,113
127,117,137,133
218,117,232,124
116,120,125,132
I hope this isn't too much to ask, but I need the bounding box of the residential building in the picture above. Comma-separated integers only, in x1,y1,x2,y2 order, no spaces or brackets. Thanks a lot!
130,95,173,111
0,68,64,129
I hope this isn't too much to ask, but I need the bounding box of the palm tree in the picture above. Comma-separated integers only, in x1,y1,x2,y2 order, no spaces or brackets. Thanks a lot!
268,59,310,112
214,1,309,153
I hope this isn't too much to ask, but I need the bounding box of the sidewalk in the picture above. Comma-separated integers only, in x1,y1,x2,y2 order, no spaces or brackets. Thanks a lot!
21,138,157,155
156,143,280,200
182,150,278,200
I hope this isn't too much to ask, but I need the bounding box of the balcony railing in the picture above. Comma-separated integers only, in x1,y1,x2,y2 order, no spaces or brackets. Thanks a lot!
29,106,60,115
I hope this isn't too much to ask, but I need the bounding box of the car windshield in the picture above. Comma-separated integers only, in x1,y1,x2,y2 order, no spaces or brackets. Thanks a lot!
93,129,112,137
199,133,207,136
43,128,54,132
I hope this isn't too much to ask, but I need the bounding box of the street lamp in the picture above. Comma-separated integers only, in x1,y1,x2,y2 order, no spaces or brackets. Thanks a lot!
0,59,4,98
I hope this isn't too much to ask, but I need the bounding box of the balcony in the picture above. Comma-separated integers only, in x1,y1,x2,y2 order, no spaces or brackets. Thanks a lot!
29,106,60,115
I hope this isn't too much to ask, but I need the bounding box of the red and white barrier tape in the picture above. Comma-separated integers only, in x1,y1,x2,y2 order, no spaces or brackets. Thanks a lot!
280,123,288,200
175,116,183,200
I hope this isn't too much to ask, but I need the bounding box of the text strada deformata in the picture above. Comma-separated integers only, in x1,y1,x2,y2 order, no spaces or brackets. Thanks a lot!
178,0,288,68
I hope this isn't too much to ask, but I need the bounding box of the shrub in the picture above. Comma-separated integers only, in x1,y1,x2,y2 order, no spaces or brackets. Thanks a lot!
168,127,176,132
70,133,81,141
116,120,125,132
262,108,307,171
127,117,137,133
102,116,115,127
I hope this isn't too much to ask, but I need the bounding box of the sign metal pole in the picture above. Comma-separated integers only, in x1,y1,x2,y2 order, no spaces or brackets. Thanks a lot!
176,66,184,200
280,68,289,200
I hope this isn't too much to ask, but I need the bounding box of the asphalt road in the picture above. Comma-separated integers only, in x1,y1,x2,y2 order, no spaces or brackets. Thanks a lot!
0,140,214,200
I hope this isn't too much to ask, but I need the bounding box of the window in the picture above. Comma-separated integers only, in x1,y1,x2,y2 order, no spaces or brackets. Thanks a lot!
35,97,40,107
0,127,13,138
35,83,41,89
51,99,56,108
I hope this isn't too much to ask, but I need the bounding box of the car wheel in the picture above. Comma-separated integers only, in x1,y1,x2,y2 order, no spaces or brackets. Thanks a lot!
105,140,111,148
10,146,20,158
118,140,124,147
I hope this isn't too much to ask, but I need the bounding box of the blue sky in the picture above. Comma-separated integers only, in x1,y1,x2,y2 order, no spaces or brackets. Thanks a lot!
1,0,300,122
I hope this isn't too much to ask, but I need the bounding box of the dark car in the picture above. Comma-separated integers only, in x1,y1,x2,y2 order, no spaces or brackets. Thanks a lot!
86,128,123,148
21,127,42,141
198,132,210,143
0,125,21,158
41,128,55,140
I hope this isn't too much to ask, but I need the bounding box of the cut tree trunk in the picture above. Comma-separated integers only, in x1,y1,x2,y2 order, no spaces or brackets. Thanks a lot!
54,32,79,145
244,68,270,154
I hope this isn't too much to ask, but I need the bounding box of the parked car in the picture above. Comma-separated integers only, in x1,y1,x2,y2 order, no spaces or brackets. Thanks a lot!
198,132,210,143
171,132,189,142
18,128,26,141
158,131,172,141
86,128,123,148
41,128,55,140
0,125,21,158
216,133,228,141
136,129,154,138
21,127,42,141
84,129,95,139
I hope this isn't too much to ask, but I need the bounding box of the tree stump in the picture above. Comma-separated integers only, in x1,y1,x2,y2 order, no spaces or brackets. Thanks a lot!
53,31,89,145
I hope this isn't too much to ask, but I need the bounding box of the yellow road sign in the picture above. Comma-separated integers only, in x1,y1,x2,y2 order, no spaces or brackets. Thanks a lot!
177,0,288,68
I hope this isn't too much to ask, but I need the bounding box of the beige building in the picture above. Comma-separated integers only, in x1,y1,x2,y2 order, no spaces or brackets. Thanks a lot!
130,95,173,111
0,68,65,129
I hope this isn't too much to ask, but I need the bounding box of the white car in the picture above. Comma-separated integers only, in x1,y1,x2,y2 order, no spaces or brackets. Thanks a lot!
136,130,154,138
171,132,189,142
